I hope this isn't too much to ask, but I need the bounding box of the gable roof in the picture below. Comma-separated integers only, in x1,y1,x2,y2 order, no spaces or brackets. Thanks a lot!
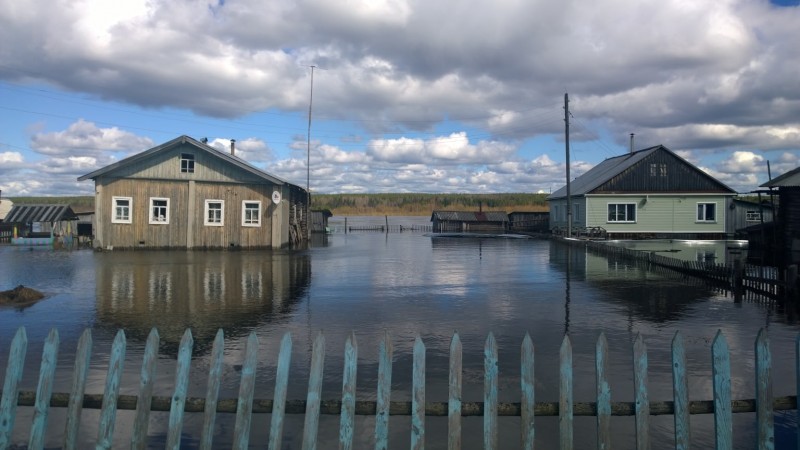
761,166,800,188
548,145,736,200
78,135,299,189
4,204,78,223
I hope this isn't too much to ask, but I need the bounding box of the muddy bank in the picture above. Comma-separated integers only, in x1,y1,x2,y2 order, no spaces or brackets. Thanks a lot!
0,285,45,305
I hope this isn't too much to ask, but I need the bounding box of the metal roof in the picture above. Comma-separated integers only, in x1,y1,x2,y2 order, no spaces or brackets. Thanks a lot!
4,204,78,223
430,211,509,222
78,135,303,190
761,166,800,188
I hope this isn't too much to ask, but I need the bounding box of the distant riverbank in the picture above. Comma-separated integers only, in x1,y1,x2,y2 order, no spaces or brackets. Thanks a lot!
10,193,549,216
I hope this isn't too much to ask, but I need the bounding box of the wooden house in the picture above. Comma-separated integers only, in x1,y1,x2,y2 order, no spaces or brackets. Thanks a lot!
760,166,800,268
547,145,737,239
431,211,509,233
78,135,308,250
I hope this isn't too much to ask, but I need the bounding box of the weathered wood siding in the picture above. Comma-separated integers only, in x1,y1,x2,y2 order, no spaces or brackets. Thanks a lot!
585,194,728,235
192,183,275,249
594,150,731,193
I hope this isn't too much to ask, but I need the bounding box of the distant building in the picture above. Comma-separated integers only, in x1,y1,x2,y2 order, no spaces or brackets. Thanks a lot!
431,211,509,233
760,166,800,268
0,197,12,222
78,135,308,250
547,145,737,239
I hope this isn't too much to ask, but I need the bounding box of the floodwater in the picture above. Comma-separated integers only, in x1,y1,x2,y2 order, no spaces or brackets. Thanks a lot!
0,216,798,449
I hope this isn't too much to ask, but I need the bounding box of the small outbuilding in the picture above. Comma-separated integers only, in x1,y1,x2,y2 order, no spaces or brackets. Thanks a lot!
760,166,800,268
431,211,509,233
4,204,79,246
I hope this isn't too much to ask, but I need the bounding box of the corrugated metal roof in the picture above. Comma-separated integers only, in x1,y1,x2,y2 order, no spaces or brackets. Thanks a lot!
761,166,800,188
430,211,509,222
4,204,78,223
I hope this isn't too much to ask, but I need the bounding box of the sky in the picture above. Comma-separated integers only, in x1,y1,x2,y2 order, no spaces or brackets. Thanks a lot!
1,0,799,197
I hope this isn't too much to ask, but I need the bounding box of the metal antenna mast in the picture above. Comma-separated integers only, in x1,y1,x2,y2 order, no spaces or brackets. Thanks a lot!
306,65,315,240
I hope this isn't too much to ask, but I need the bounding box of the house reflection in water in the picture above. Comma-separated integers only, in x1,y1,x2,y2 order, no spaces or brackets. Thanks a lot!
95,251,311,355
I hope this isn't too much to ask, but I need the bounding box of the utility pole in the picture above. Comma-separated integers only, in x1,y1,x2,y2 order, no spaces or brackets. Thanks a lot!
564,93,572,238
306,65,315,240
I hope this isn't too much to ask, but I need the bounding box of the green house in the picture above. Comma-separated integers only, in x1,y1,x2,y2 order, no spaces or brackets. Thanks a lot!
547,145,737,239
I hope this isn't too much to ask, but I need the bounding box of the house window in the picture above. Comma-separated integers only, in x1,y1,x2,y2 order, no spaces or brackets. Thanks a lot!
746,210,762,222
242,201,261,227
650,163,667,177
149,197,170,224
205,200,224,226
607,203,636,223
697,203,716,222
112,197,132,224
181,153,195,173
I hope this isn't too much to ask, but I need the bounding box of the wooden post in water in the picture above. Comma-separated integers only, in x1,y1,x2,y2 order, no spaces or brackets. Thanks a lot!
345,217,348,234
385,215,389,235
786,265,798,300
733,259,744,303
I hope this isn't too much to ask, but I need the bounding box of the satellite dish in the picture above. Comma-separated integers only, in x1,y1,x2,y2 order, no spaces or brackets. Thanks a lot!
272,191,282,205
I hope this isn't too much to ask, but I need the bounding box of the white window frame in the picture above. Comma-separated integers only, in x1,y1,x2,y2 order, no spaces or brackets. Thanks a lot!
204,199,225,226
607,203,637,223
745,210,762,222
112,196,133,224
696,202,717,223
149,197,170,225
242,200,262,227
180,153,195,173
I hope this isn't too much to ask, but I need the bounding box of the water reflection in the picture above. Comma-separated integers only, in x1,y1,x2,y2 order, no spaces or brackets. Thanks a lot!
95,251,311,355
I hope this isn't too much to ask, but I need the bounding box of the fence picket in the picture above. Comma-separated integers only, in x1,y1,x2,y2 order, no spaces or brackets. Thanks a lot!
712,330,732,450
633,333,650,450
132,328,160,450
412,335,426,450
268,332,292,450
520,333,534,450
302,332,326,450
672,331,690,450
200,329,225,450
64,329,92,450
484,332,498,450
596,333,610,450
448,332,462,450
96,330,126,450
754,329,773,450
559,335,573,450
28,328,59,450
0,327,27,448
375,331,393,450
232,332,259,450
166,329,194,449
339,332,358,450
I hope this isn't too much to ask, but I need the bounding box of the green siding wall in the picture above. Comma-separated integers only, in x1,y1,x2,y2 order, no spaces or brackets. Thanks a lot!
586,195,728,233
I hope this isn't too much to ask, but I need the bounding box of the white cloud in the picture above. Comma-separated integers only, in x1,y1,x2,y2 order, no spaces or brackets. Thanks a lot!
31,120,153,156
0,152,23,164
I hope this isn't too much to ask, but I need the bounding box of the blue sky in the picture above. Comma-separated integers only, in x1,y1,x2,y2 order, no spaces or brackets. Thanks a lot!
1,0,799,196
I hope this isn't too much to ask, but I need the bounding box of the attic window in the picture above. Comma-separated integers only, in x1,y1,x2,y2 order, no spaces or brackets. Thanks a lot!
650,163,667,177
181,153,195,173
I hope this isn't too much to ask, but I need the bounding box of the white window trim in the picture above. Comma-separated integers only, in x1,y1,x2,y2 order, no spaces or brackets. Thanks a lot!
242,200,262,227
696,202,717,223
149,197,170,225
204,199,225,226
112,196,133,224
607,202,637,223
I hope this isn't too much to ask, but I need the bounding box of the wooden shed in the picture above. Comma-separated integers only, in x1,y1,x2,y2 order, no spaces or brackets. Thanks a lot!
508,211,549,232
3,204,78,247
78,135,308,250
430,211,509,233
760,167,800,268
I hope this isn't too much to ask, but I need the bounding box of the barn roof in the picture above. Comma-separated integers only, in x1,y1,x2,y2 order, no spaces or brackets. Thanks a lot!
761,166,800,188
4,204,78,223
430,211,509,222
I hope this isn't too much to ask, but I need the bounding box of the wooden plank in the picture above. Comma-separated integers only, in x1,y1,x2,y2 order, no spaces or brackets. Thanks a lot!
754,328,774,450
797,332,800,450
559,335,573,450
96,330,127,450
339,332,358,450
0,327,27,448
232,332,259,450
672,331,690,450
268,332,293,450
302,332,326,450
375,331,393,450
632,333,650,450
28,328,60,450
448,332,462,450
596,333,611,450
412,335,426,450
166,329,194,449
132,328,160,450
520,333,534,450
200,329,225,450
64,329,92,450
712,330,732,450
484,332,498,450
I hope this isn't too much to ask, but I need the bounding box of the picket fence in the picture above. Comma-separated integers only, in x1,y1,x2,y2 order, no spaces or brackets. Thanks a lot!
0,326,796,449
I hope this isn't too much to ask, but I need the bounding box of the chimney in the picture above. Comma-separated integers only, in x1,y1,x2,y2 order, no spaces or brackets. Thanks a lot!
230,139,236,156
629,133,635,154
